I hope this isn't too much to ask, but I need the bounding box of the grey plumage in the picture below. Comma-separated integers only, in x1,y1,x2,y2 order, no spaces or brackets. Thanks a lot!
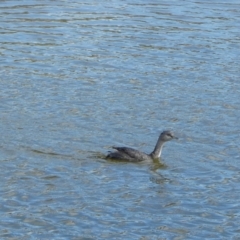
106,130,177,162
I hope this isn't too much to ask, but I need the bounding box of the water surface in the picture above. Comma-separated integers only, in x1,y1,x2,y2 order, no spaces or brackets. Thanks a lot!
1,0,240,239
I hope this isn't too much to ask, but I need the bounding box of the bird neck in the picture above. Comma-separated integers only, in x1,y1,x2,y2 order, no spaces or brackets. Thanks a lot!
150,137,165,159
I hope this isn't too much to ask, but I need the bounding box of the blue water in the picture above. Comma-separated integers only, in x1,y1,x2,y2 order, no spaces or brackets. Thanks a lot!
1,0,240,239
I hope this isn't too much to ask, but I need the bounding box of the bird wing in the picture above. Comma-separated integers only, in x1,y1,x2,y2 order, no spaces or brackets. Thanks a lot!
112,147,143,160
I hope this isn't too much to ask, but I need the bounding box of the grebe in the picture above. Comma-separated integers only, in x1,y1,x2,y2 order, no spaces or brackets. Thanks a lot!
106,130,177,162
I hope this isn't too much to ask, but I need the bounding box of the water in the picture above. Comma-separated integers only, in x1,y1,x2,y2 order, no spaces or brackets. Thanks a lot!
1,0,240,239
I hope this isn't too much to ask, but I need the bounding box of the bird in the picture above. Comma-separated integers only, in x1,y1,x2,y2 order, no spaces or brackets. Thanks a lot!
106,130,177,162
